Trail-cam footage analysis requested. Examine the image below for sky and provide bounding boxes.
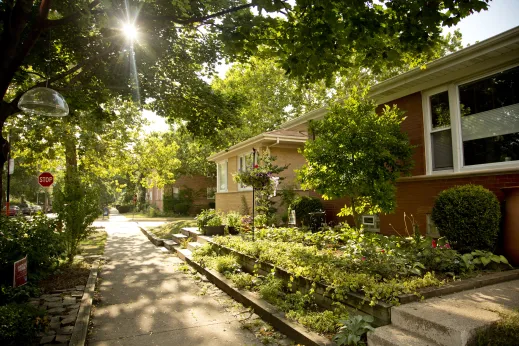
[143,0,519,133]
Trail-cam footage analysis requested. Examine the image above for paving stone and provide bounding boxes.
[50,316,60,324]
[61,316,76,326]
[55,334,71,343]
[75,285,85,290]
[47,301,64,308]
[28,300,40,306]
[51,289,68,293]
[66,308,79,316]
[71,291,83,297]
[70,303,80,309]
[50,322,61,330]
[44,296,62,302]
[39,335,55,344]
[59,326,74,335]
[48,307,65,314]
[63,297,76,305]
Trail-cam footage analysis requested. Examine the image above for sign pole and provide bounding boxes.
[5,131,11,216]
[252,148,256,242]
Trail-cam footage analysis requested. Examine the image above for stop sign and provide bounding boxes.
[38,172,54,187]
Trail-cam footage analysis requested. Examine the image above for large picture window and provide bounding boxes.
[459,66,519,166]
[425,65,519,174]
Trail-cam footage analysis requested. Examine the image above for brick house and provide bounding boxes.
[209,26,519,236]
[147,174,216,214]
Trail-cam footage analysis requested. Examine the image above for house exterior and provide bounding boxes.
[147,174,216,215]
[209,26,519,236]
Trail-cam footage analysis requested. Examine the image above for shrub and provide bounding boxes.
[173,202,191,215]
[0,215,64,284]
[116,204,133,213]
[0,304,46,346]
[432,185,501,252]
[212,255,240,274]
[254,214,268,228]
[290,196,323,226]
[226,211,242,231]
[196,209,218,229]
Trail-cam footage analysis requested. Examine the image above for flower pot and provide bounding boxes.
[228,226,239,235]
[502,186,519,266]
[202,226,226,236]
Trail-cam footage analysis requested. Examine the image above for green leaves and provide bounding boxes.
[334,315,375,346]
[298,91,414,225]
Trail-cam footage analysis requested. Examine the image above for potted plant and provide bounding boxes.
[196,209,225,236]
[225,211,242,235]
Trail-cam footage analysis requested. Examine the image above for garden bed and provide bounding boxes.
[191,226,515,326]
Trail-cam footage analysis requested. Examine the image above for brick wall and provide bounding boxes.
[379,92,425,176]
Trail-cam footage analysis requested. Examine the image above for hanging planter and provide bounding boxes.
[234,166,273,190]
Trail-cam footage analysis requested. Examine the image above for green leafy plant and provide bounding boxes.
[334,315,375,346]
[0,304,46,346]
[229,272,255,290]
[432,185,501,252]
[196,209,222,229]
[53,178,100,263]
[212,254,240,274]
[476,309,519,346]
[298,91,413,228]
[461,250,511,271]
[0,214,64,284]
[254,214,268,228]
[226,211,242,229]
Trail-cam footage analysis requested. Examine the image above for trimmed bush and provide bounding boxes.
[290,196,323,227]
[432,185,500,252]
[116,204,133,214]
[0,304,45,346]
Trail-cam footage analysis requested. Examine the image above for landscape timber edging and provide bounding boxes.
[207,239,392,326]
[69,259,100,346]
[139,226,165,246]
[179,248,336,346]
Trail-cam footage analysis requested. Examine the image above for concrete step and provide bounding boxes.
[197,235,212,245]
[175,247,192,262]
[368,325,440,346]
[391,301,501,346]
[171,233,188,243]
[187,242,201,252]
[181,227,201,239]
[163,239,178,251]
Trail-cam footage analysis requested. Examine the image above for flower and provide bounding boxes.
[444,243,451,249]
[432,239,437,248]
[380,249,385,253]
[254,164,259,168]
[361,256,366,261]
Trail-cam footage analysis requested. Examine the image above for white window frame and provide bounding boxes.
[217,160,228,192]
[422,64,519,175]
[237,153,256,191]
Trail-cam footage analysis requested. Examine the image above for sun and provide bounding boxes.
[122,23,138,40]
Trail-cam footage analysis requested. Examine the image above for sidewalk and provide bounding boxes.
[88,219,261,345]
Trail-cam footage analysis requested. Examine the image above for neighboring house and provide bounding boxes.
[147,174,216,214]
[209,26,519,236]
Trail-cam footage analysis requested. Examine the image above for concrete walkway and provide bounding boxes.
[88,217,261,346]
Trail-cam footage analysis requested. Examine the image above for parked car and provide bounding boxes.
[20,203,33,215]
[2,205,21,216]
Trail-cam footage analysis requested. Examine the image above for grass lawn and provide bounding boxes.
[148,218,197,239]
[78,228,108,258]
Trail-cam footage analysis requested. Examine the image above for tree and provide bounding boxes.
[0,0,488,195]
[298,90,414,227]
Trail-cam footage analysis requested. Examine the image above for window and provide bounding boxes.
[237,153,256,190]
[217,161,228,192]
[429,91,453,171]
[361,214,380,233]
[424,65,519,174]
[173,187,179,198]
[459,66,519,166]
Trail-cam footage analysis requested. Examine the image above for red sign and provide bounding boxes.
[13,256,28,288]
[38,172,54,187]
